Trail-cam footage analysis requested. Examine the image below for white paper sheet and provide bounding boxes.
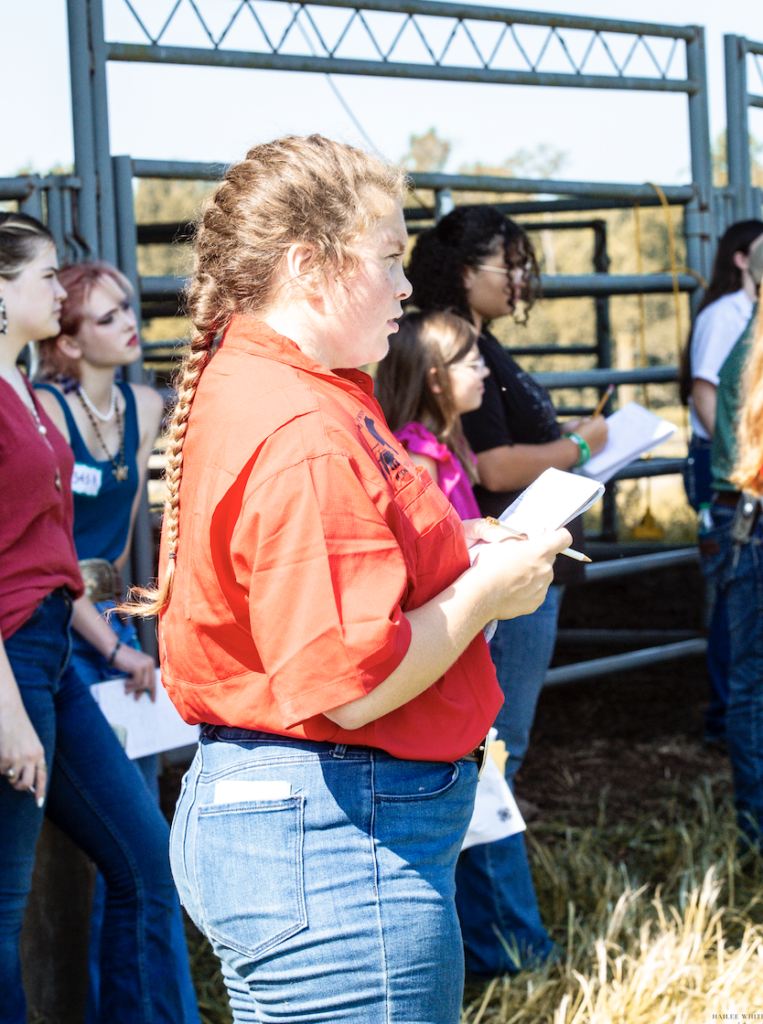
[577,402,676,484]
[499,467,605,534]
[462,731,526,850]
[90,669,200,760]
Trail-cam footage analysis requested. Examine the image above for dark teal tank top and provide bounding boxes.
[35,381,140,563]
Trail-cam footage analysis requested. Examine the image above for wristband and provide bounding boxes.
[567,432,591,467]
[107,640,123,666]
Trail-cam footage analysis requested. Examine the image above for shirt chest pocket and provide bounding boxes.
[392,463,469,606]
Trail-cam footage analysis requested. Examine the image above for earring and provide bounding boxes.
[0,296,7,334]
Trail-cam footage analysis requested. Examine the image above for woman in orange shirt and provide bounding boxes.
[133,136,570,1023]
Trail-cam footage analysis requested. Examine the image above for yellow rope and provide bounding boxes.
[633,201,649,408]
[647,182,684,366]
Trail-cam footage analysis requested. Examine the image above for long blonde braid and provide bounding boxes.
[128,135,407,617]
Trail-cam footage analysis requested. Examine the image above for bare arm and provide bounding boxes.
[324,527,570,729]
[406,450,440,483]
[114,384,164,572]
[0,634,47,804]
[691,378,717,437]
[70,595,157,698]
[476,415,608,493]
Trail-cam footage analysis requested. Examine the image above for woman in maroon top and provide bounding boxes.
[0,213,191,1024]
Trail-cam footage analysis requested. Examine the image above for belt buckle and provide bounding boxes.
[474,738,489,779]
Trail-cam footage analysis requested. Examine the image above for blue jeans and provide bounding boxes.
[70,602,200,1024]
[683,434,714,512]
[456,586,561,976]
[684,436,730,739]
[170,727,479,1023]
[0,590,185,1024]
[700,503,763,845]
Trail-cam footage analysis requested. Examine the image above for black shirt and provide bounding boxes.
[461,330,585,585]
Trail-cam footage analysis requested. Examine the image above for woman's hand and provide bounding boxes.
[462,517,526,549]
[573,415,608,457]
[114,645,157,701]
[324,526,570,730]
[470,527,571,621]
[0,695,47,806]
[70,594,156,699]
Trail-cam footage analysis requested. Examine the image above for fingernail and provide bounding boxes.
[37,796,45,808]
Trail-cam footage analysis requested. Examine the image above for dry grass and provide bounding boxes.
[461,781,763,1024]
[187,779,763,1023]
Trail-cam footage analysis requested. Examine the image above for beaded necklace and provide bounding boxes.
[78,381,117,422]
[76,387,128,481]
[27,396,62,491]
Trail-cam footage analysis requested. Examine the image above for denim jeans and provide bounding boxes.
[170,727,479,1023]
[69,601,200,1024]
[700,503,763,845]
[684,437,731,741]
[0,590,185,1024]
[456,586,561,976]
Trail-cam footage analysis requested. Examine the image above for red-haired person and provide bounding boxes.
[35,261,199,1024]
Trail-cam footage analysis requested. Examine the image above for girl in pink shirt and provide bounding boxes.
[376,310,489,520]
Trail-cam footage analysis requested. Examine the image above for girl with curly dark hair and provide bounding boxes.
[407,204,607,978]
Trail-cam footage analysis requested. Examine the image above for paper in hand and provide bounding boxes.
[577,402,676,483]
[90,669,200,759]
[498,467,605,536]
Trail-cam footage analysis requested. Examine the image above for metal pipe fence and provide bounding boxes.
[49,0,752,686]
[724,34,763,223]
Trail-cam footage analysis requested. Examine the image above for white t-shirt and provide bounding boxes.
[689,289,754,439]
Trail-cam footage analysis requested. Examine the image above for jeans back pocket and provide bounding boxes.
[195,796,307,959]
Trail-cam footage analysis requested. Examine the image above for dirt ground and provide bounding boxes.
[517,558,732,831]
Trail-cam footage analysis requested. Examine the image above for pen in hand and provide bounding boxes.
[485,517,591,563]
[591,384,615,420]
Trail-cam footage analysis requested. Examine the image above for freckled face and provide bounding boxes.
[319,203,412,369]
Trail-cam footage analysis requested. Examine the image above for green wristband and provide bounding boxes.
[567,432,591,467]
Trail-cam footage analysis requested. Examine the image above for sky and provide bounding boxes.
[3,0,762,186]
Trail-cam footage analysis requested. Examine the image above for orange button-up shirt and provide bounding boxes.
[159,318,502,761]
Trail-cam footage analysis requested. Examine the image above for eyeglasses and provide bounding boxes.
[450,355,486,373]
[475,261,532,277]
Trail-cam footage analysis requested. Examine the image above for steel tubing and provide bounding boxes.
[584,548,699,582]
[544,638,707,687]
[107,44,696,94]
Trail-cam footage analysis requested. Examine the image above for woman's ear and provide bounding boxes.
[733,250,750,273]
[56,334,83,362]
[283,242,317,284]
[462,265,476,293]
[428,365,443,395]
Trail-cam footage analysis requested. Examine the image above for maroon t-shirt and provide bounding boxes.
[0,377,83,639]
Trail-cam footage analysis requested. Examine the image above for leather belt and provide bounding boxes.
[713,491,740,508]
[463,738,489,777]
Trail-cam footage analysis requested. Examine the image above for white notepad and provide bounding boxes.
[577,402,676,484]
[499,467,605,535]
[90,669,200,760]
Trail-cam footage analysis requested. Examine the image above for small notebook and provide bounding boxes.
[498,467,605,535]
[577,402,676,484]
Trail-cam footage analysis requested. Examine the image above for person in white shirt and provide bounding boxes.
[679,219,763,746]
